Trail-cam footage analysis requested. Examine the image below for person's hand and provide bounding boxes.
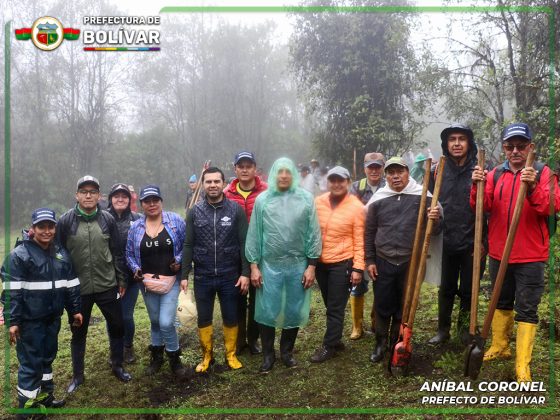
[119,286,126,298]
[236,276,250,295]
[251,265,262,288]
[302,265,316,289]
[9,325,19,345]
[521,166,538,191]
[427,206,441,220]
[72,313,83,328]
[471,165,487,183]
[180,279,188,293]
[169,259,181,273]
[367,264,378,281]
[350,271,362,286]
[133,269,143,282]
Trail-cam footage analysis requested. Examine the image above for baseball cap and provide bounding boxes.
[139,185,163,201]
[364,152,385,167]
[32,208,57,225]
[77,175,100,190]
[109,183,131,199]
[189,174,197,183]
[327,166,351,180]
[234,151,256,165]
[384,156,409,171]
[502,123,532,142]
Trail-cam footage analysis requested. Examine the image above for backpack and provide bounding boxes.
[357,178,368,200]
[493,162,558,235]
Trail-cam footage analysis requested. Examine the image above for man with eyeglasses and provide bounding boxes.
[57,175,132,393]
[471,123,560,382]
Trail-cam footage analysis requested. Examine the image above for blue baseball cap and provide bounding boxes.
[32,208,57,225]
[234,151,256,165]
[502,123,532,142]
[189,174,197,183]
[139,185,163,201]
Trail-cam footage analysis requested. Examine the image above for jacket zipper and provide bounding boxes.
[506,172,519,234]
[214,207,218,275]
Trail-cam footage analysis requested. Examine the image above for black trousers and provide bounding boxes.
[373,257,408,319]
[316,260,352,348]
[488,258,545,324]
[237,284,259,342]
[70,286,124,346]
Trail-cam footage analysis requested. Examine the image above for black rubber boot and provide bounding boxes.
[390,318,402,347]
[110,337,132,382]
[67,341,85,393]
[370,315,389,363]
[166,349,187,377]
[124,345,136,364]
[247,290,261,355]
[146,345,165,375]
[236,306,248,355]
[259,324,276,373]
[428,291,453,345]
[43,393,66,408]
[280,328,299,368]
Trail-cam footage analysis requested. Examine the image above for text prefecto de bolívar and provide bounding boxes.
[420,381,546,392]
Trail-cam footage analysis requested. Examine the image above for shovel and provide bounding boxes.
[390,156,446,375]
[463,149,485,377]
[189,160,211,209]
[464,151,536,380]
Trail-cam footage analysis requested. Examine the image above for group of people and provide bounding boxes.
[2,122,559,415]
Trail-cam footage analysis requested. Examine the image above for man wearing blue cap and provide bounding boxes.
[57,175,131,392]
[471,122,560,382]
[185,174,199,211]
[1,208,82,413]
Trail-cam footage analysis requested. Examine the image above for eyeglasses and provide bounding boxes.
[503,143,530,152]
[78,189,100,196]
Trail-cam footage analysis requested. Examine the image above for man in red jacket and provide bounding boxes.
[224,151,268,354]
[471,122,560,382]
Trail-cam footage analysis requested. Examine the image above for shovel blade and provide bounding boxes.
[463,335,485,380]
[389,326,413,375]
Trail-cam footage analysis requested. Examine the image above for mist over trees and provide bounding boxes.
[1,0,558,227]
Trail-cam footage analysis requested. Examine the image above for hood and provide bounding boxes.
[440,124,478,163]
[267,157,301,194]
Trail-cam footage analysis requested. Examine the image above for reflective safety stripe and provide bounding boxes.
[42,373,53,381]
[2,278,79,291]
[17,386,40,399]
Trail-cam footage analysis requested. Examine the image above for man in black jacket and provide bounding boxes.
[427,124,486,345]
[57,175,131,393]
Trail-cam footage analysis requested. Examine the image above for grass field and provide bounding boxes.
[0,231,558,419]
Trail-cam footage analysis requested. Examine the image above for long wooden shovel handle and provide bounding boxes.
[480,151,536,338]
[402,158,432,324]
[470,149,485,335]
[408,156,446,328]
[189,160,211,209]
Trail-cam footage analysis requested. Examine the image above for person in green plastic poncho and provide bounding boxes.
[246,157,322,374]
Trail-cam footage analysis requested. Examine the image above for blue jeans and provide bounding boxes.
[121,281,140,347]
[141,279,180,351]
[193,274,239,328]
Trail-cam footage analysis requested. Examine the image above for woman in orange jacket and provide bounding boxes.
[310,166,365,363]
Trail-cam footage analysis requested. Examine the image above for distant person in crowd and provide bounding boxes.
[311,166,364,363]
[349,152,385,338]
[224,151,268,356]
[185,174,198,211]
[365,157,442,364]
[126,185,187,377]
[1,208,82,412]
[318,167,329,194]
[257,167,267,182]
[246,157,322,373]
[182,167,250,372]
[428,124,485,346]
[98,193,109,210]
[403,150,415,168]
[300,165,317,195]
[410,153,429,183]
[57,175,131,393]
[310,159,321,185]
[128,185,138,212]
[107,183,141,363]
[471,122,560,382]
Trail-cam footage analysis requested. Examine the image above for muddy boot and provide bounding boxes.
[124,345,136,364]
[145,345,165,375]
[484,309,514,361]
[349,296,364,340]
[67,341,85,393]
[428,291,453,345]
[390,318,402,347]
[223,325,243,370]
[370,315,389,363]
[259,324,276,373]
[280,327,299,368]
[110,337,132,382]
[166,349,187,377]
[195,325,214,373]
[42,393,66,408]
[515,322,537,382]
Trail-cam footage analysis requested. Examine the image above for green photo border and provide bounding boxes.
[3,4,557,416]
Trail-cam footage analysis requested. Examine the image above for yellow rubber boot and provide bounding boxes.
[484,309,514,361]
[223,325,243,370]
[195,325,214,373]
[350,296,364,340]
[515,322,537,383]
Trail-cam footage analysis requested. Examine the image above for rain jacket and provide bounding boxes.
[1,233,80,326]
[315,192,365,270]
[224,176,268,220]
[246,157,322,328]
[470,160,560,263]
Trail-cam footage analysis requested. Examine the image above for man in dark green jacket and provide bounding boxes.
[57,175,132,393]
